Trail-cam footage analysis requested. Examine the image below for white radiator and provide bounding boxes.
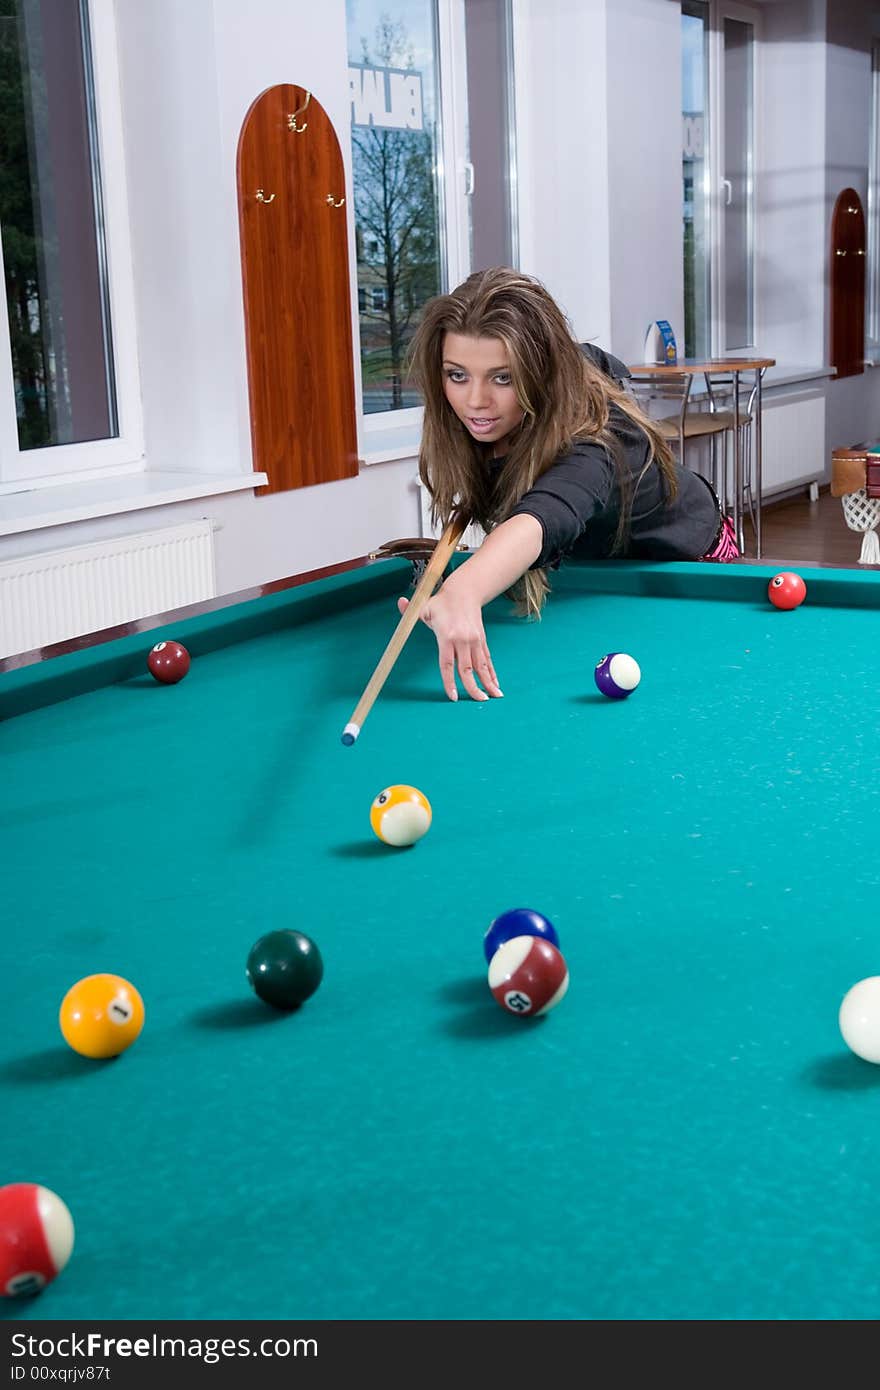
[0,520,216,659]
[757,388,826,498]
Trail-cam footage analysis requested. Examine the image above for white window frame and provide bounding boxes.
[360,0,477,439]
[706,0,760,356]
[0,0,143,494]
[867,40,880,357]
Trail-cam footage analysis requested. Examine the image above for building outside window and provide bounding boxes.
[0,0,116,454]
[347,0,443,414]
[0,0,139,490]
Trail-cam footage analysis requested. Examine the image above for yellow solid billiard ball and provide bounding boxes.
[369,784,432,847]
[59,974,145,1059]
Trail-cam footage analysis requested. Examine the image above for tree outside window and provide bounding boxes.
[347,4,442,413]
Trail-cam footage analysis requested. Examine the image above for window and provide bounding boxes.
[346,0,517,421]
[0,0,141,491]
[682,2,711,357]
[867,40,880,356]
[720,13,755,350]
[681,1,757,358]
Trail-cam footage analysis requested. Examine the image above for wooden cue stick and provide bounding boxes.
[341,513,469,745]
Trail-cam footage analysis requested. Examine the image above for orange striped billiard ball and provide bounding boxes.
[370,784,432,847]
[59,974,145,1059]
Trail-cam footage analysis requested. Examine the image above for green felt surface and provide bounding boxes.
[4,558,880,1320]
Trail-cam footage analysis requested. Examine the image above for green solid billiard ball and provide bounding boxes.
[246,930,324,1011]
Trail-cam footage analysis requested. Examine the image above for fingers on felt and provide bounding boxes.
[439,651,459,702]
[476,652,503,697]
[439,638,502,703]
[456,643,501,703]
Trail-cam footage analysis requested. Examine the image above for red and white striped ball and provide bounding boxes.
[488,936,569,1017]
[0,1183,74,1297]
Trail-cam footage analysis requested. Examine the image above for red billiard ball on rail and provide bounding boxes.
[147,640,191,683]
[767,572,807,610]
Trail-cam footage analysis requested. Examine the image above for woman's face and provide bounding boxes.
[441,333,525,457]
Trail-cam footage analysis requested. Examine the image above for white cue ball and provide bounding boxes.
[839,976,880,1063]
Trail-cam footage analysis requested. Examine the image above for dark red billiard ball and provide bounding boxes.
[767,572,807,610]
[147,640,191,684]
[487,936,570,1018]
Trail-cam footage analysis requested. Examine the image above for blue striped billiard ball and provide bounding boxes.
[594,652,641,699]
[483,907,560,965]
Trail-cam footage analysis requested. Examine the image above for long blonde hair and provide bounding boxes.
[407,267,677,616]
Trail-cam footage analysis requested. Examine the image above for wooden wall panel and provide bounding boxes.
[830,187,866,381]
[237,86,359,494]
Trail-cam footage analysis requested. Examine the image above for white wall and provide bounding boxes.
[9,0,880,641]
[823,0,880,452]
[114,0,240,477]
[513,0,610,341]
[111,0,419,594]
[606,0,683,363]
[0,457,419,595]
[758,0,828,371]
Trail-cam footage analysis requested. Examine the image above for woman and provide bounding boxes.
[401,267,737,702]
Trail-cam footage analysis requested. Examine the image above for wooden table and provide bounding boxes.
[627,356,775,558]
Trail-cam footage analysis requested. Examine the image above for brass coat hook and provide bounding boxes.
[288,92,311,133]
[326,194,345,208]
[255,189,275,204]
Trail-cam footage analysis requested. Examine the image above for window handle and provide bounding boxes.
[721,178,732,206]
[462,160,475,196]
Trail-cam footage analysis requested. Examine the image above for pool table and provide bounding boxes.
[4,552,880,1323]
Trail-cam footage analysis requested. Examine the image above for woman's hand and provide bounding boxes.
[398,513,543,702]
[397,588,503,702]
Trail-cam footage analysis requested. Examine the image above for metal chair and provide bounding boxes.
[701,369,767,535]
[625,372,734,501]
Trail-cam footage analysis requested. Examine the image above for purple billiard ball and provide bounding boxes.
[483,907,560,965]
[594,652,641,700]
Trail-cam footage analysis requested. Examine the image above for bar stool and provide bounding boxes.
[701,369,767,536]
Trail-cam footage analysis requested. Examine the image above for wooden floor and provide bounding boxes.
[742,486,880,569]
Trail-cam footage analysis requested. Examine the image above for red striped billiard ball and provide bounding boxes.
[0,1183,74,1297]
[767,572,806,610]
[147,640,191,683]
[488,936,570,1017]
